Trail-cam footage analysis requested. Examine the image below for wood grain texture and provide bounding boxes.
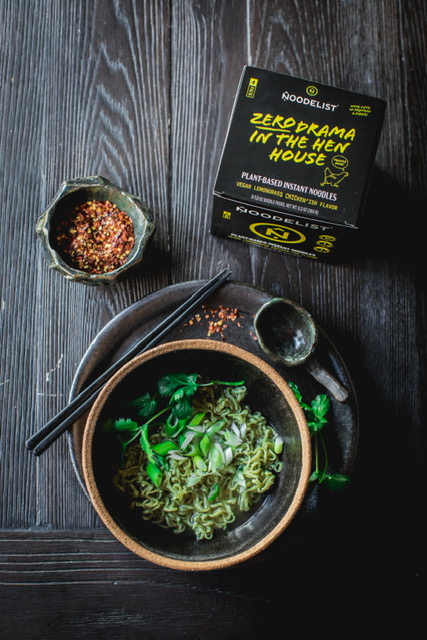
[0,0,426,635]
[169,0,249,282]
[0,529,423,637]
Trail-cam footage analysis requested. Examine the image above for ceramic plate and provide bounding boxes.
[67,279,359,522]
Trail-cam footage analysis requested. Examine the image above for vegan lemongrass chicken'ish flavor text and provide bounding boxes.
[104,372,284,540]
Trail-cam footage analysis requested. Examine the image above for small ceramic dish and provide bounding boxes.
[36,175,155,285]
[82,339,311,571]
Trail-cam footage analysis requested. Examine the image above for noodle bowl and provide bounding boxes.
[82,339,311,570]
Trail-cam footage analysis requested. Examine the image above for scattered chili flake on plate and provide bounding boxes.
[184,305,245,341]
[54,200,135,274]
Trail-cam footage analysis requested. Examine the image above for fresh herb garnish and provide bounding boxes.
[158,373,245,420]
[104,372,245,487]
[128,392,157,418]
[289,381,350,490]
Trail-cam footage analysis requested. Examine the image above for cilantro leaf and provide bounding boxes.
[113,418,140,431]
[288,381,303,403]
[290,382,350,491]
[103,418,115,432]
[170,397,193,420]
[157,373,199,398]
[324,473,351,491]
[288,381,312,412]
[310,394,330,430]
[129,392,158,418]
[309,469,322,483]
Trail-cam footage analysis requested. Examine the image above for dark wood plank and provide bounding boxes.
[0,530,423,637]
[169,0,249,282]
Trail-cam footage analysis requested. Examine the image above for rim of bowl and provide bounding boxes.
[82,338,312,571]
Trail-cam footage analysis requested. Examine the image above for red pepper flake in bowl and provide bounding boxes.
[54,200,135,274]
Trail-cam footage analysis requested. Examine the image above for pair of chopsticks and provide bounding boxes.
[26,268,232,456]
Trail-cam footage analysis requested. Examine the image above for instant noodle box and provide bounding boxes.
[211,66,386,261]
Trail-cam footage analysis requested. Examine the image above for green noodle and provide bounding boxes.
[113,383,283,540]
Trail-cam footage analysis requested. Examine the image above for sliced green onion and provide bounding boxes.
[187,425,205,433]
[223,430,242,447]
[231,422,241,437]
[146,462,163,487]
[165,416,189,437]
[193,455,207,471]
[151,441,177,455]
[224,446,233,465]
[199,433,211,457]
[187,443,201,457]
[208,483,219,502]
[188,412,206,426]
[208,420,225,435]
[232,468,246,489]
[179,430,195,451]
[209,443,225,471]
[187,473,204,487]
[168,451,187,461]
[274,435,284,454]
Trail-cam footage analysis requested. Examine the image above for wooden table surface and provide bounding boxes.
[1,0,425,637]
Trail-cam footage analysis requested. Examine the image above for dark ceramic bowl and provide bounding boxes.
[82,339,311,570]
[36,176,155,285]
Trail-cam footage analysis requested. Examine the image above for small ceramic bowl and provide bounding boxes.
[82,339,311,571]
[36,176,155,285]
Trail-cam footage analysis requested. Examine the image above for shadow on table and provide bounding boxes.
[346,166,423,268]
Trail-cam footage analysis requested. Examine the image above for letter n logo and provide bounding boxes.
[249,223,306,244]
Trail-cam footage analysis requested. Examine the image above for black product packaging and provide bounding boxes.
[211,66,386,261]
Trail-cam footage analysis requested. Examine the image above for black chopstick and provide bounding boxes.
[26,268,232,456]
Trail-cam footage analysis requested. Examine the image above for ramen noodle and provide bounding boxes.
[113,384,283,540]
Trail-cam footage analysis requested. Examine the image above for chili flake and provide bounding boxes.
[54,200,135,274]
[184,305,245,341]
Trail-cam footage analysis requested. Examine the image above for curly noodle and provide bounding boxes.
[113,385,283,540]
